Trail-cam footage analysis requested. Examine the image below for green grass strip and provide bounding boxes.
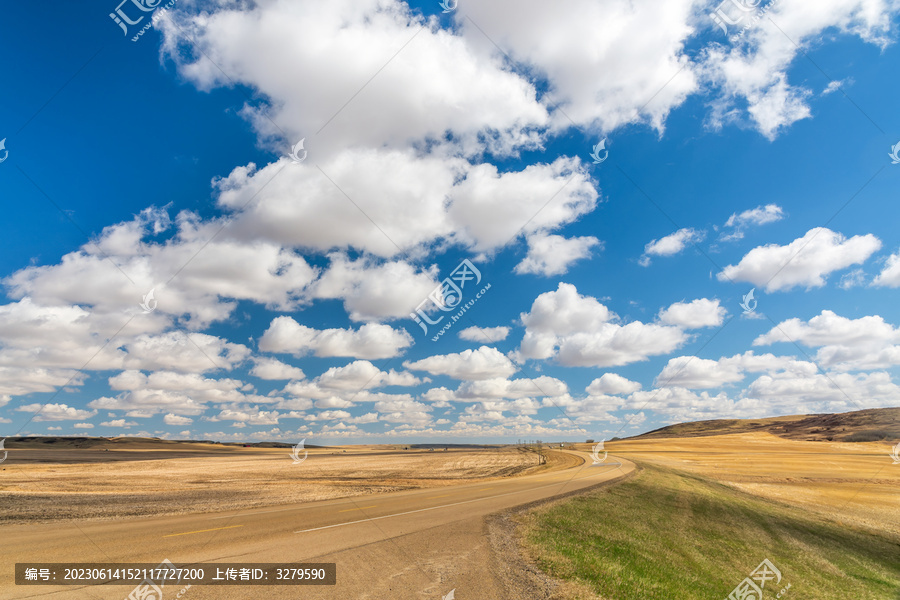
[521,464,900,599]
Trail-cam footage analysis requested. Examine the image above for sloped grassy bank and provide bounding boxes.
[518,463,900,599]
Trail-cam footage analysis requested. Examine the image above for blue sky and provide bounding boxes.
[1,0,898,443]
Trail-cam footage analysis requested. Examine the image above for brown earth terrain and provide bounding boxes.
[630,406,900,442]
[0,440,569,524]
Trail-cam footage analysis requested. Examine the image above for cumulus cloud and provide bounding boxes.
[4,208,318,330]
[658,298,726,328]
[89,389,214,417]
[746,370,900,411]
[874,249,900,287]
[585,373,642,395]
[754,310,900,371]
[404,346,517,381]
[160,0,549,159]
[249,357,306,381]
[310,254,441,321]
[700,0,898,138]
[100,419,138,428]
[514,233,601,276]
[210,409,282,426]
[458,326,510,344]
[718,228,881,291]
[720,204,784,241]
[315,361,424,391]
[163,414,193,426]
[654,351,811,389]
[639,228,705,266]
[516,283,689,367]
[461,0,699,132]
[455,376,568,401]
[16,403,98,422]
[259,317,413,359]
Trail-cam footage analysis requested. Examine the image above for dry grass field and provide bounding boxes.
[0,439,571,523]
[596,431,900,535]
[526,419,900,599]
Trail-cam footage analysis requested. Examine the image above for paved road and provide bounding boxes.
[1,451,633,599]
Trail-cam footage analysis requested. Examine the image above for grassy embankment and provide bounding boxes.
[520,463,900,599]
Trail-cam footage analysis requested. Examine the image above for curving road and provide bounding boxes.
[1,450,633,600]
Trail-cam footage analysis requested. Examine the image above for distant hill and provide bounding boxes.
[631,407,900,442]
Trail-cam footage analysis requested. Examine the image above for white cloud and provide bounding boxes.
[259,316,413,359]
[658,298,726,328]
[460,0,699,132]
[754,310,900,371]
[100,419,138,428]
[639,228,704,266]
[310,254,441,321]
[73,423,94,429]
[109,371,246,395]
[700,0,898,138]
[721,204,784,241]
[249,357,306,381]
[718,228,881,291]
[746,370,900,411]
[163,413,193,426]
[15,403,97,421]
[874,249,900,287]
[839,268,867,289]
[0,366,84,397]
[516,283,689,367]
[160,0,548,160]
[212,409,282,426]
[404,346,517,381]
[455,376,568,401]
[514,233,601,276]
[212,155,600,260]
[89,389,211,417]
[822,78,853,95]
[315,360,424,391]
[585,373,642,395]
[458,326,510,344]
[656,356,745,389]
[373,398,433,426]
[4,208,318,330]
[655,351,810,389]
